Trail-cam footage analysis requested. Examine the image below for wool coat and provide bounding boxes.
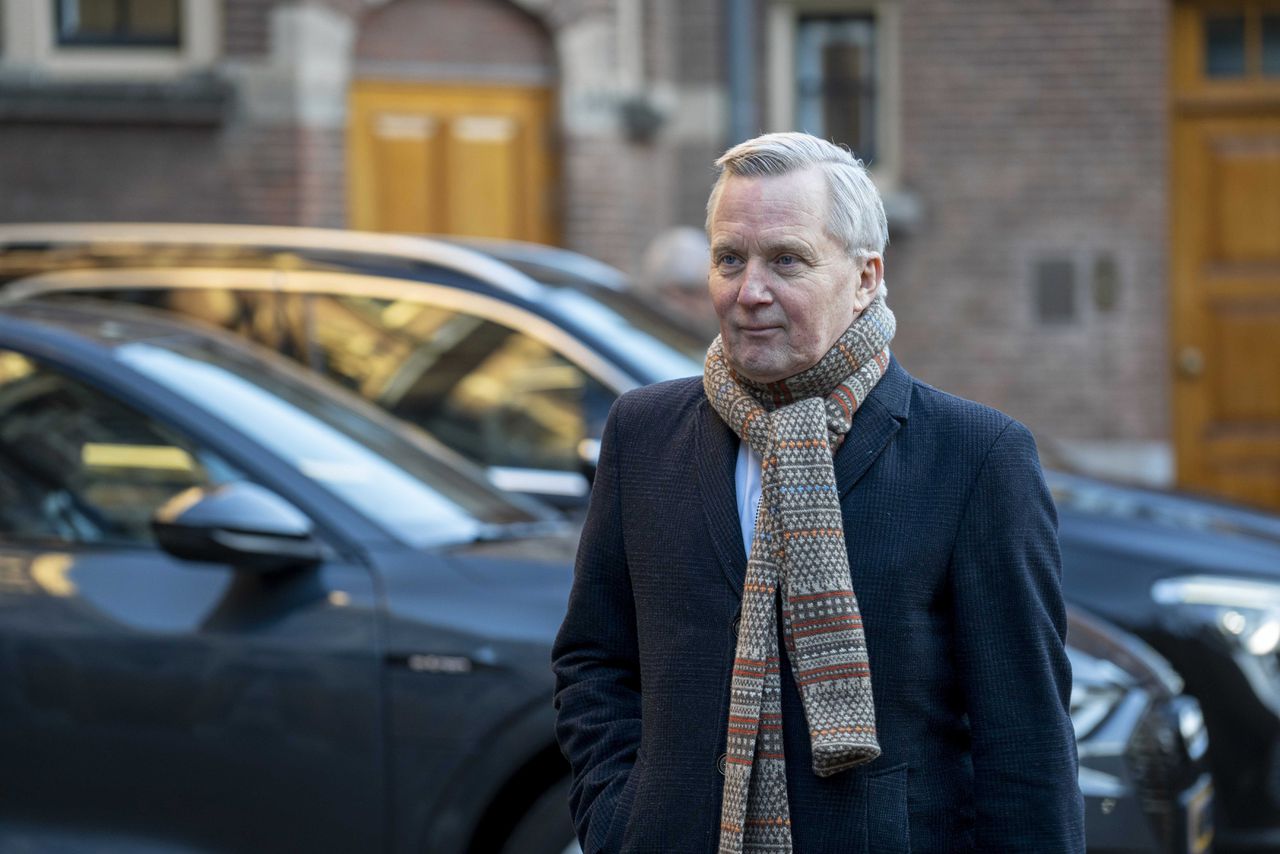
[552,357,1085,853]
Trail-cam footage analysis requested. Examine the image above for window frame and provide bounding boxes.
[766,0,902,189]
[1173,0,1280,102]
[54,0,183,48]
[793,12,879,163]
[1,0,218,79]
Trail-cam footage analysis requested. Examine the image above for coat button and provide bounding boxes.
[731,615,740,637]
[718,753,728,775]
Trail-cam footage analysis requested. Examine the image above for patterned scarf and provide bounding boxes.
[703,294,896,853]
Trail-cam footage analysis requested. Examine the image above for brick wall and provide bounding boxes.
[297,126,347,228]
[222,124,305,225]
[0,120,339,227]
[223,0,273,58]
[0,122,247,222]
[889,0,1169,443]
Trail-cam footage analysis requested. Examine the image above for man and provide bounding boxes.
[553,132,1084,853]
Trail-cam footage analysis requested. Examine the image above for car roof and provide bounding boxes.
[0,226,702,387]
[0,222,548,302]
[437,235,632,291]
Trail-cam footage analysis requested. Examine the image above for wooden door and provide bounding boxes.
[347,82,557,243]
[1172,0,1280,508]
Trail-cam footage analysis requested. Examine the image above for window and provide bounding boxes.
[1206,13,1248,77]
[0,349,242,546]
[767,1,902,187]
[1033,258,1077,325]
[297,294,613,474]
[1262,12,1280,76]
[1,1,219,79]
[56,0,180,47]
[795,15,877,161]
[1201,4,1280,80]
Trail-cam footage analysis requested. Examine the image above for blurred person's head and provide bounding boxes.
[637,226,719,339]
[705,132,888,383]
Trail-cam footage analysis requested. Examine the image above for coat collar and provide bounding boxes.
[696,355,913,597]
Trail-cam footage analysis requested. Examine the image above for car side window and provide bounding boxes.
[0,349,245,546]
[300,294,611,472]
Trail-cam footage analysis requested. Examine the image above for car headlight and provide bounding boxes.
[1067,647,1130,741]
[1152,575,1280,717]
[1071,682,1126,741]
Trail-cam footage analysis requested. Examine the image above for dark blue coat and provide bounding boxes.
[553,358,1084,853]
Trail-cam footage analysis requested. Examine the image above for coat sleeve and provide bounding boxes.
[552,397,642,853]
[948,419,1085,852]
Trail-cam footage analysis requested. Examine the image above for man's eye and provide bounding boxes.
[777,254,798,266]
[717,254,742,267]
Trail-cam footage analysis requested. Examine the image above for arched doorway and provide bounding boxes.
[347,0,558,243]
[1171,0,1280,509]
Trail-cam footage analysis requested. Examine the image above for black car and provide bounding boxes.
[0,299,1208,853]
[1054,473,1280,851]
[0,299,576,853]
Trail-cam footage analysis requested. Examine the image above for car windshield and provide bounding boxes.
[540,287,703,382]
[114,338,547,548]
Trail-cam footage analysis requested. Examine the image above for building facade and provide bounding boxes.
[1,0,1277,504]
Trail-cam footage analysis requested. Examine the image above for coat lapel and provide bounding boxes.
[694,398,750,594]
[834,356,912,499]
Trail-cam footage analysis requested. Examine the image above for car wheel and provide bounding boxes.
[501,778,579,854]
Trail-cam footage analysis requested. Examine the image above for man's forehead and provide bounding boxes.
[710,231,819,253]
[711,169,830,223]
[710,188,836,255]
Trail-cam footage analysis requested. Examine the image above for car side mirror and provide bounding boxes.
[152,482,323,573]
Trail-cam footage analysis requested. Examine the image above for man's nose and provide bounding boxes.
[737,258,773,306]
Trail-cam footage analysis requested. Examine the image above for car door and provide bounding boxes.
[0,348,384,853]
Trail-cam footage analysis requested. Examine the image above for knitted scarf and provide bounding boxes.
[703,294,896,854]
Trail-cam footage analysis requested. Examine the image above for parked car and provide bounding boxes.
[0,299,574,853]
[0,223,701,508]
[0,223,1261,849]
[0,299,1210,853]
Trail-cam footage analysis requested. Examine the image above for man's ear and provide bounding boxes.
[852,254,884,311]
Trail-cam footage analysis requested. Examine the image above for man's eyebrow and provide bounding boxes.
[711,238,815,256]
[765,239,813,255]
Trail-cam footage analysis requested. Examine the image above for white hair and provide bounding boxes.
[705,132,890,262]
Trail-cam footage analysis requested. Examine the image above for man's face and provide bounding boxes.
[707,167,880,384]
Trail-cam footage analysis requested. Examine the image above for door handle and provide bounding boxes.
[1177,346,1205,379]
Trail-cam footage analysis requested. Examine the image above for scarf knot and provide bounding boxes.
[704,294,895,854]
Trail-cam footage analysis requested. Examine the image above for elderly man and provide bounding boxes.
[553,132,1084,853]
